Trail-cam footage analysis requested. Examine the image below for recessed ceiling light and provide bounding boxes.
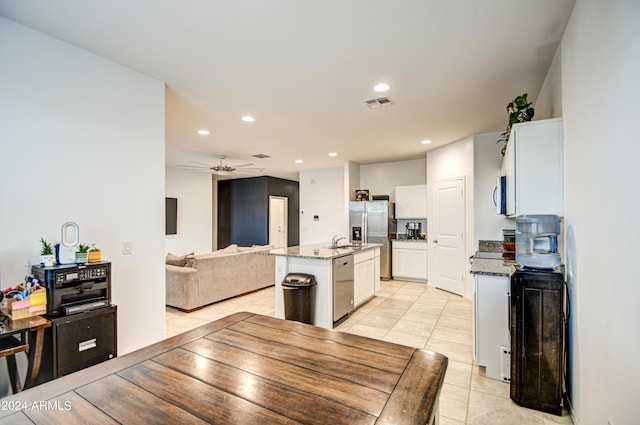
[328,152,338,157]
[197,129,210,135]
[295,159,303,164]
[374,83,390,92]
[241,115,255,122]
[421,139,432,145]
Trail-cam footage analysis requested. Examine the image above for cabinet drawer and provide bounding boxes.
[354,250,374,263]
[392,241,427,250]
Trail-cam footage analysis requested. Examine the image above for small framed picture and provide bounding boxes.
[355,189,370,201]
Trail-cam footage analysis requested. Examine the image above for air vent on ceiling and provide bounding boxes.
[252,154,271,159]
[364,97,394,109]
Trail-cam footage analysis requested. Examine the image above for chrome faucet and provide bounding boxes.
[331,235,346,248]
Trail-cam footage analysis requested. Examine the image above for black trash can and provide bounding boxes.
[282,273,317,324]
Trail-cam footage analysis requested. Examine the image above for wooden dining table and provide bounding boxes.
[0,312,447,425]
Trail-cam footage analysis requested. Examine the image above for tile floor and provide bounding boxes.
[165,280,573,425]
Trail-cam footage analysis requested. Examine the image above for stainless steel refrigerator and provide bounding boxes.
[349,200,394,280]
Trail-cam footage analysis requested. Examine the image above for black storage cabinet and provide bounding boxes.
[36,305,117,385]
[282,273,316,324]
[510,269,565,415]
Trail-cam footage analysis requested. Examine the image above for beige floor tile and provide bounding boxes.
[401,309,441,326]
[471,365,510,398]
[390,318,433,338]
[444,360,473,389]
[344,324,389,340]
[383,330,428,348]
[446,297,472,310]
[431,325,473,346]
[437,315,473,332]
[425,338,473,364]
[439,383,469,423]
[356,313,398,330]
[439,416,465,425]
[407,302,446,316]
[442,306,473,319]
[414,294,449,307]
[370,305,411,320]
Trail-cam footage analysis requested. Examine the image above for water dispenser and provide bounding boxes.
[515,215,561,269]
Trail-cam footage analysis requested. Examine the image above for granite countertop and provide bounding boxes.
[470,256,518,276]
[470,240,565,276]
[392,238,428,243]
[470,240,517,276]
[267,242,381,260]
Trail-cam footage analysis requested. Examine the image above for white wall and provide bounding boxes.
[165,167,212,255]
[426,137,475,298]
[473,132,513,242]
[556,1,640,423]
[0,18,166,357]
[360,159,427,200]
[535,46,563,120]
[299,167,346,244]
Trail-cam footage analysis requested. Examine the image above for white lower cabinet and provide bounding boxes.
[473,274,510,381]
[392,241,428,281]
[354,250,376,307]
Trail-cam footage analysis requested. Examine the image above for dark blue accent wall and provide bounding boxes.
[217,176,299,248]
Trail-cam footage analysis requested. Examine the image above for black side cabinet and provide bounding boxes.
[510,269,565,415]
[36,305,117,385]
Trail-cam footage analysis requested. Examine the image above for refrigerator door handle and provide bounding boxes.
[363,212,368,244]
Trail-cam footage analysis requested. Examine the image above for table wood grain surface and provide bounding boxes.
[0,312,447,425]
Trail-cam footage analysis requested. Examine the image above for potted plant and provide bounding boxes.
[39,237,56,267]
[497,93,535,155]
[75,243,90,264]
[88,243,101,263]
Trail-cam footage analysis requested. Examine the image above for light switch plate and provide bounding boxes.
[122,240,132,255]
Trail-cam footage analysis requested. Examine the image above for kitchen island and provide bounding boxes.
[268,243,381,329]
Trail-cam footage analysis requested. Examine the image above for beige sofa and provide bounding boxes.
[166,245,275,312]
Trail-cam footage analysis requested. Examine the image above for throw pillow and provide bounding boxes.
[166,252,194,267]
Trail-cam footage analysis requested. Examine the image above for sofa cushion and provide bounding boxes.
[166,252,194,267]
[237,244,274,252]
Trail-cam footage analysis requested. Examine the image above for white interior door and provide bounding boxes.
[431,177,466,296]
[269,196,288,248]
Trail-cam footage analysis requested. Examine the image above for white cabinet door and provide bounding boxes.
[474,274,510,381]
[413,185,428,218]
[354,251,376,307]
[504,118,563,216]
[394,186,413,218]
[394,185,427,218]
[392,241,428,281]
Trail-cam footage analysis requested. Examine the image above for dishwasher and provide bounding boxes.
[333,255,354,322]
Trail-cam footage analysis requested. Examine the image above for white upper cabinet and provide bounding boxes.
[395,184,428,218]
[504,118,563,217]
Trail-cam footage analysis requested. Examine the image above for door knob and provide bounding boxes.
[433,239,438,244]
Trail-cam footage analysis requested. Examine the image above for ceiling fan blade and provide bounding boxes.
[231,163,255,168]
[190,160,215,167]
[176,164,210,169]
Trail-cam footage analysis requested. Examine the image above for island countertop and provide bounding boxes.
[267,242,381,260]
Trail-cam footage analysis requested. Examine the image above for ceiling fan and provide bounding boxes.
[177,156,264,176]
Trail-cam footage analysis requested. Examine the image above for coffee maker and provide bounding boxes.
[406,222,422,239]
